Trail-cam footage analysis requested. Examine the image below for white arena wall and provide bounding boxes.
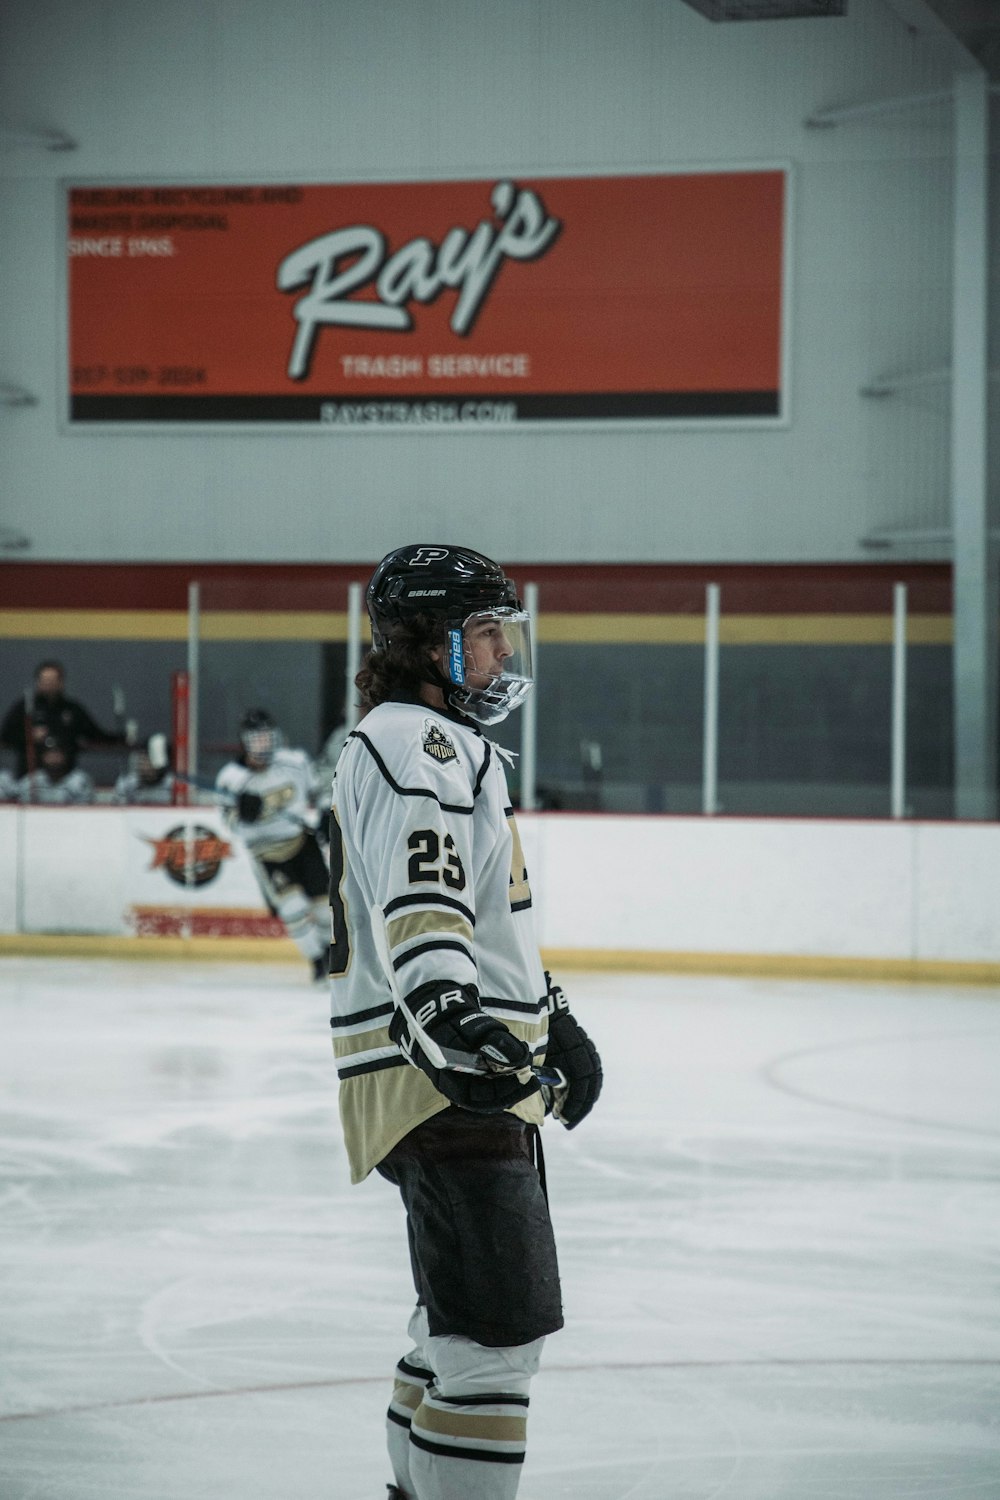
[2,806,998,980]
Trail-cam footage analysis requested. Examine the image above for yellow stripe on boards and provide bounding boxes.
[0,934,300,961]
[2,934,998,987]
[536,613,954,646]
[539,948,1000,986]
[0,609,952,646]
[0,610,360,642]
[199,611,357,641]
[0,609,189,640]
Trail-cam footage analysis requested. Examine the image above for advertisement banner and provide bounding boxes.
[121,808,280,936]
[67,170,787,428]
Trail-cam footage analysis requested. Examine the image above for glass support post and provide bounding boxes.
[891,582,908,819]
[186,581,200,780]
[520,582,539,811]
[951,67,996,819]
[702,583,720,816]
[345,582,364,734]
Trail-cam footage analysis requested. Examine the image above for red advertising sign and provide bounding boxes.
[67,170,787,426]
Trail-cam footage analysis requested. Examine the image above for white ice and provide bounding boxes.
[1,956,999,1499]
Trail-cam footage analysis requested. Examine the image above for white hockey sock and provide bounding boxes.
[274,889,326,961]
[408,1386,529,1500]
[387,1343,432,1498]
[401,1312,544,1500]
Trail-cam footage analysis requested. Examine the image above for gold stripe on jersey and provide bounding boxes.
[387,909,475,950]
[340,1066,450,1182]
[507,815,531,910]
[331,1012,545,1060]
[339,1057,545,1184]
[254,832,305,862]
[331,1024,394,1059]
[501,1016,547,1050]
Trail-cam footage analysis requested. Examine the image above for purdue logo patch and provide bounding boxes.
[423,720,457,763]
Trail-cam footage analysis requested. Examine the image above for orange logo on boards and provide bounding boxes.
[141,824,234,887]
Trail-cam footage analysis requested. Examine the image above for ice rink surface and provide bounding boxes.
[1,955,998,1500]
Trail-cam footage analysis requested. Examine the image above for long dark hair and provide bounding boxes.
[355,615,441,709]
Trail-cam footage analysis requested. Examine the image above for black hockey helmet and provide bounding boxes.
[365,544,533,726]
[39,733,73,776]
[240,708,281,766]
[366,544,521,649]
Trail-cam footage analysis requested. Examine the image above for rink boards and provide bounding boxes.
[1,806,999,979]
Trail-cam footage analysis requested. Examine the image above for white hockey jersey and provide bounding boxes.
[17,767,95,805]
[330,697,547,1183]
[111,770,176,805]
[215,747,319,860]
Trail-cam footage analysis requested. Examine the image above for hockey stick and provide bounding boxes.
[369,910,563,1087]
[111,683,137,778]
[23,688,37,774]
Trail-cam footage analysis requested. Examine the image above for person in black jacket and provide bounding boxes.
[0,660,129,778]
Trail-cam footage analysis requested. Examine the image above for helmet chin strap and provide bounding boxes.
[422,656,455,697]
[422,659,477,720]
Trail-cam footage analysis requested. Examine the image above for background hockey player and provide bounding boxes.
[328,544,602,1500]
[112,732,175,805]
[17,734,95,804]
[216,709,330,981]
[313,716,349,805]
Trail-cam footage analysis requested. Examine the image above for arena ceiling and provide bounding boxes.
[678,0,1000,79]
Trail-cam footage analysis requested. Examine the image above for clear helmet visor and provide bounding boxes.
[446,607,534,726]
[241,727,280,765]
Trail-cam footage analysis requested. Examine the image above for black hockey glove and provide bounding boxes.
[542,972,603,1129]
[389,980,541,1115]
[237,790,263,822]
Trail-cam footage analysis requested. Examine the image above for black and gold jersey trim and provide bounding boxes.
[392,938,473,971]
[471,740,492,799]
[434,1392,530,1408]
[384,891,476,925]
[352,732,480,814]
[408,1432,524,1465]
[337,1055,408,1079]
[480,995,545,1016]
[329,1000,394,1030]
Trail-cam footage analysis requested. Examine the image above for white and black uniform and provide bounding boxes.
[330,699,549,1179]
[216,747,328,966]
[330,695,560,1500]
[17,767,95,804]
[111,769,176,805]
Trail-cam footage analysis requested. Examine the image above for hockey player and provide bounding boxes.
[313,717,349,806]
[329,544,602,1500]
[111,732,175,805]
[216,709,330,981]
[17,735,95,804]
